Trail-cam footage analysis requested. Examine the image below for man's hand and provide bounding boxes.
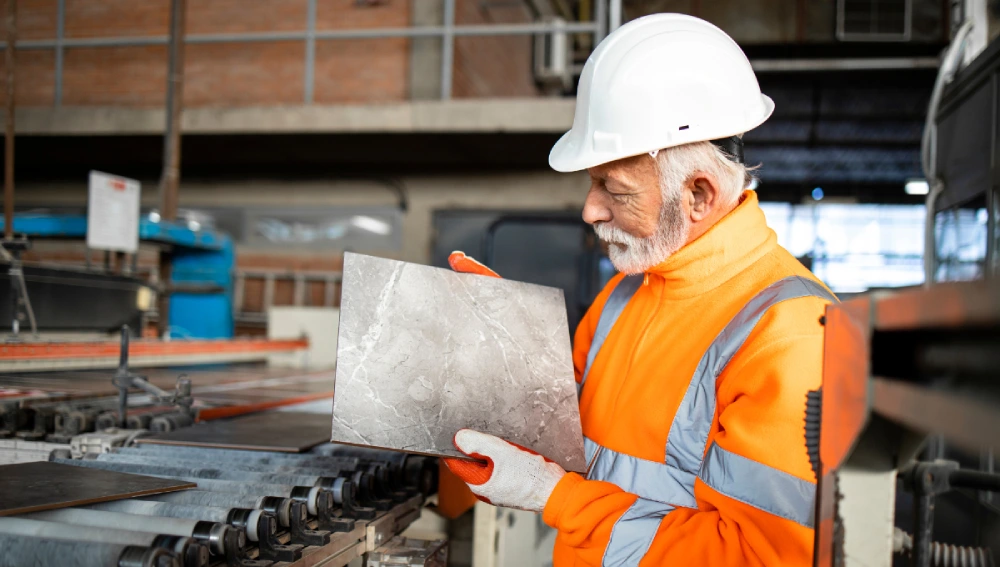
[445,254,566,512]
[444,429,566,513]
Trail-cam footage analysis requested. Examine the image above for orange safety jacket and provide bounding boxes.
[543,191,836,566]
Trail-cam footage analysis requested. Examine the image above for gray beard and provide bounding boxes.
[593,187,689,275]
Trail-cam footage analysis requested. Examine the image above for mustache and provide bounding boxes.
[593,222,639,247]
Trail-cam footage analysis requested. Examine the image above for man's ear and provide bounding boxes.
[689,173,722,222]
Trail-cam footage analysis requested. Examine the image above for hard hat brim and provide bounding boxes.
[548,94,775,173]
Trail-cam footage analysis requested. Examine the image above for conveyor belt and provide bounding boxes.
[4,439,434,567]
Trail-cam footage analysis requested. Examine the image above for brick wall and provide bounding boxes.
[0,0,413,107]
[0,0,548,107]
[453,1,540,98]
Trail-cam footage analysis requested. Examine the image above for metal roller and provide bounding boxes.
[117,446,408,500]
[168,475,371,524]
[58,456,345,488]
[0,517,209,567]
[149,413,195,432]
[145,491,332,545]
[84,499,302,563]
[145,491,293,527]
[57,457,391,511]
[99,452,407,501]
[22,508,266,567]
[24,508,234,556]
[99,451,356,478]
[311,443,408,464]
[96,410,121,430]
[126,444,361,469]
[0,533,178,567]
[309,444,437,496]
[126,444,412,493]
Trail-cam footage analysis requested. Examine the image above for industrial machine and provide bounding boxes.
[811,5,1000,565]
[0,212,236,339]
[0,439,437,567]
[811,280,999,567]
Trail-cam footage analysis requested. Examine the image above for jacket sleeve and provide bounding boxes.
[545,296,826,567]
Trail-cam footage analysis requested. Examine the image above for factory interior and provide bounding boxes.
[0,0,999,566]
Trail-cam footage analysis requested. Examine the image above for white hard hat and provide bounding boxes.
[548,13,773,172]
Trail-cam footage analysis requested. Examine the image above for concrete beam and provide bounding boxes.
[5,98,576,136]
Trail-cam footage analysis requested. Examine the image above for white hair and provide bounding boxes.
[653,139,752,207]
[592,139,753,275]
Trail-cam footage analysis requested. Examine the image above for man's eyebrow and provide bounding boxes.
[604,172,636,191]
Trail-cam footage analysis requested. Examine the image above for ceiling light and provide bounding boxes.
[905,179,929,195]
[351,215,392,236]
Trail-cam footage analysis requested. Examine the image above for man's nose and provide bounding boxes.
[582,185,612,225]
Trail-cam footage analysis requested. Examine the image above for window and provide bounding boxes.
[934,205,989,282]
[760,202,926,293]
[837,0,912,41]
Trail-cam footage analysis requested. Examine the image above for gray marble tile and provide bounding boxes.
[331,252,586,472]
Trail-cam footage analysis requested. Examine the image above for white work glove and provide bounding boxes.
[444,429,566,513]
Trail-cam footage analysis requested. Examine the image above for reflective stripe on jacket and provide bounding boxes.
[543,191,836,567]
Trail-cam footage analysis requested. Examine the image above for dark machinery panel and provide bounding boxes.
[0,264,150,332]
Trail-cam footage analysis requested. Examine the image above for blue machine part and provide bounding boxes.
[0,214,225,250]
[1,213,234,339]
[168,238,235,339]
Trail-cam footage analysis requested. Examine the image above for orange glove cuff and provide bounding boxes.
[444,454,494,486]
[448,251,501,278]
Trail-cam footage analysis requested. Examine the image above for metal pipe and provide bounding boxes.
[117,325,130,429]
[608,0,622,32]
[0,22,601,50]
[53,0,62,106]
[3,0,14,241]
[24,508,235,556]
[303,0,315,104]
[594,0,607,44]
[440,0,455,100]
[0,518,208,567]
[0,533,174,567]
[160,0,184,223]
[158,0,185,338]
[948,469,1000,492]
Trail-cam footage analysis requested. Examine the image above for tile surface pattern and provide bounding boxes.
[332,253,586,472]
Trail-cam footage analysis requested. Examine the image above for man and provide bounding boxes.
[445,13,836,566]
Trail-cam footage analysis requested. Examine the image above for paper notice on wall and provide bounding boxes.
[87,170,141,253]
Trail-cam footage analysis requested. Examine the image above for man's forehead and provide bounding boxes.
[590,154,656,181]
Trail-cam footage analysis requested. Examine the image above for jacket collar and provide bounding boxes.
[646,190,776,299]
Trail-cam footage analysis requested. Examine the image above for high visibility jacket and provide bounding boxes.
[542,191,836,566]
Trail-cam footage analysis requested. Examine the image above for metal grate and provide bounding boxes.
[837,0,912,41]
